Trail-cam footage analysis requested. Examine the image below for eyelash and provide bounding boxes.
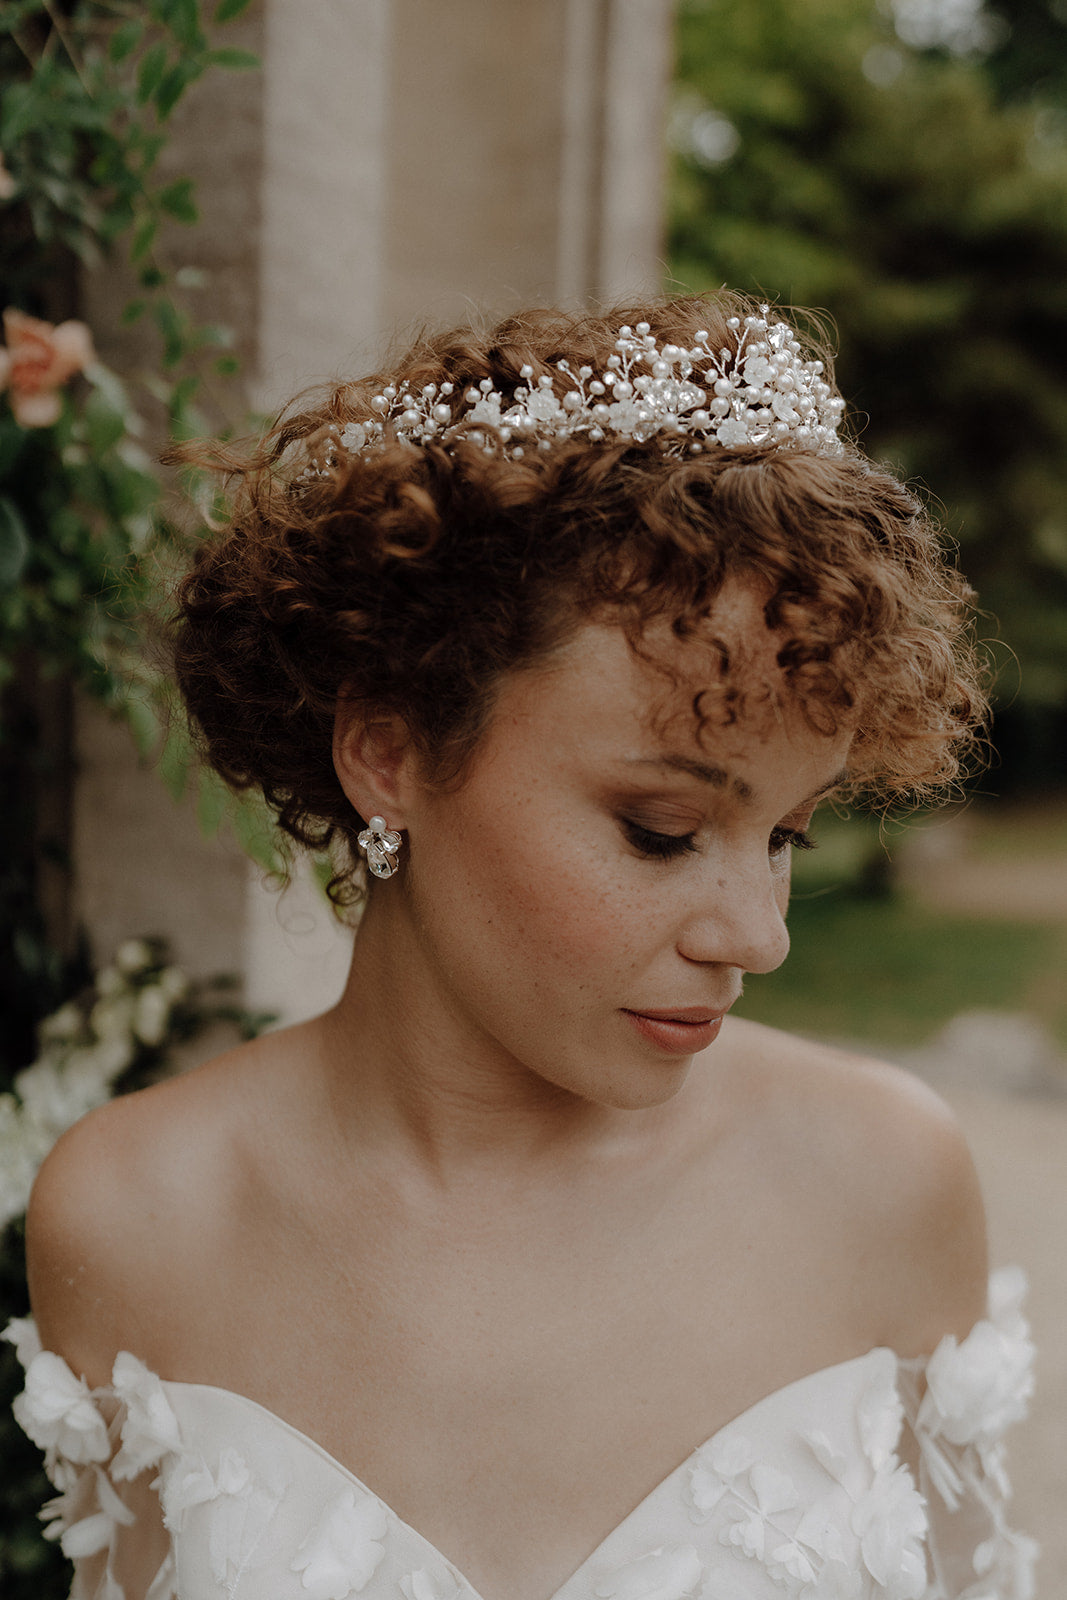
[622,820,818,861]
[769,826,817,857]
[621,820,698,860]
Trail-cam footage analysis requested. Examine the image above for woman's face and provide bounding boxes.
[395,583,854,1110]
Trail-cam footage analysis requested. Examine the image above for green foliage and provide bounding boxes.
[0,15,272,1582]
[0,1,254,420]
[0,376,158,695]
[0,941,275,1600]
[967,1,1067,107]
[0,0,269,1077]
[737,806,1067,1047]
[739,887,1065,1045]
[0,352,278,1071]
[670,0,1067,739]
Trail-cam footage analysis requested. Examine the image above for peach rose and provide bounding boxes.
[1,308,94,427]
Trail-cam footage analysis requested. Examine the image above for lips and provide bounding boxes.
[626,1006,725,1023]
[621,1005,732,1055]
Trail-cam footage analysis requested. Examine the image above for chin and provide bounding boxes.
[576,1061,695,1113]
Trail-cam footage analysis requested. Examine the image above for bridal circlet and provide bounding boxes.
[357,815,403,879]
[304,309,846,483]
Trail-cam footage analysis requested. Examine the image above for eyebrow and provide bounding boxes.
[623,756,850,808]
[624,754,746,797]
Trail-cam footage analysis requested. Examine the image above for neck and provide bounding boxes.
[309,888,692,1188]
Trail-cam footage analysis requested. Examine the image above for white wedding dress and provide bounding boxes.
[5,1269,1037,1600]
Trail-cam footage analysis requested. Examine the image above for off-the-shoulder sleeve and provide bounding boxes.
[897,1267,1039,1600]
[3,1317,178,1600]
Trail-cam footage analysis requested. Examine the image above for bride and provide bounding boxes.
[8,294,1035,1600]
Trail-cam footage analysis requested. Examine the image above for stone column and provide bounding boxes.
[254,0,392,398]
[377,0,673,330]
[597,0,675,300]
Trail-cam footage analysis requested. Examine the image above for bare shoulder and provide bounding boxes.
[26,1033,281,1384]
[719,1017,989,1354]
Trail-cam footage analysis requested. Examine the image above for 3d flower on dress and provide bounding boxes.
[162,1444,282,1588]
[682,1356,932,1599]
[919,1266,1035,1452]
[399,1570,464,1600]
[10,1349,111,1469]
[723,1463,801,1562]
[1,1314,41,1370]
[41,1463,135,1560]
[594,1544,704,1600]
[686,1432,757,1520]
[163,1445,255,1520]
[849,1460,928,1600]
[108,1351,183,1481]
[856,1364,906,1473]
[4,1342,135,1567]
[291,1488,390,1599]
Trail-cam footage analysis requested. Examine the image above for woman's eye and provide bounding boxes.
[769,826,817,858]
[621,819,698,860]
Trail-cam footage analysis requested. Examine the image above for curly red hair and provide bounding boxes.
[172,292,986,901]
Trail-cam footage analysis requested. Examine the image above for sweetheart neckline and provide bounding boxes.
[158,1344,902,1600]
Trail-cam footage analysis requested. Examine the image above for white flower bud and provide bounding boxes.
[134,987,170,1049]
[90,993,136,1043]
[116,939,154,976]
[158,966,190,1004]
[95,965,125,998]
[38,1001,83,1045]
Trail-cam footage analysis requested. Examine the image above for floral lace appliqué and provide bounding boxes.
[399,1569,464,1600]
[680,1357,931,1597]
[917,1269,1035,1469]
[12,1348,112,1470]
[903,1268,1038,1599]
[111,1352,183,1479]
[291,1487,389,1599]
[594,1543,703,1600]
[849,1462,927,1600]
[4,1273,1038,1600]
[161,1443,282,1588]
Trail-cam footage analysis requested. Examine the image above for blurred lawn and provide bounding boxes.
[965,809,1067,861]
[736,805,1067,1049]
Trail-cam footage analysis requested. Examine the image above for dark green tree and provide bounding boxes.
[961,0,1067,106]
[671,0,1067,786]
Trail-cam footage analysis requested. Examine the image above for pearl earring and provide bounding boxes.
[357,815,403,879]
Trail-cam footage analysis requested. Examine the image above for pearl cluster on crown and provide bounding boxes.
[314,309,845,476]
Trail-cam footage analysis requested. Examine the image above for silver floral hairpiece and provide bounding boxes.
[310,308,844,479]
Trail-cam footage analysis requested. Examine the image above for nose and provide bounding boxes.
[675,855,791,975]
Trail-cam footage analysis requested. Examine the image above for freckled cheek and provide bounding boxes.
[500,843,656,983]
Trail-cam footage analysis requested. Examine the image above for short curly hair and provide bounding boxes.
[172,292,986,902]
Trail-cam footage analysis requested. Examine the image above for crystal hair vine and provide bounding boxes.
[307,308,845,481]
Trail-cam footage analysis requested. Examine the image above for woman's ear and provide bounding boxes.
[332,700,417,828]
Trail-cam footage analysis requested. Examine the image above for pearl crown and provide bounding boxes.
[312,309,844,477]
